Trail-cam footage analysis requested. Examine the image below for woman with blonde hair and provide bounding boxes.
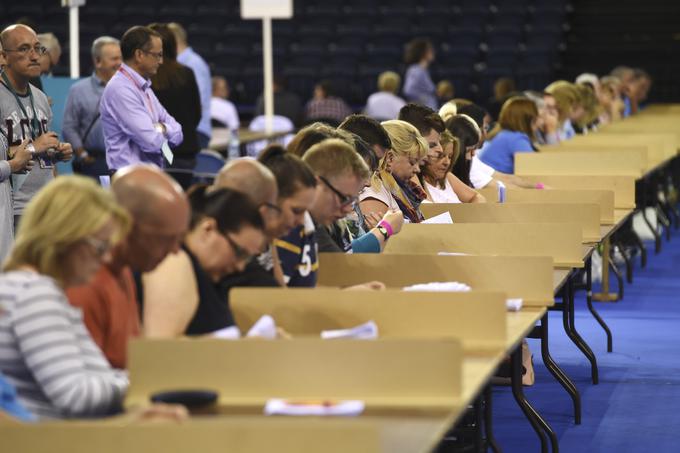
[477,97,538,175]
[545,81,581,141]
[359,120,429,224]
[0,176,131,419]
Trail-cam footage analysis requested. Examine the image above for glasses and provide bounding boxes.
[142,50,163,60]
[224,233,256,263]
[261,202,282,214]
[319,175,358,207]
[84,237,112,258]
[4,45,47,57]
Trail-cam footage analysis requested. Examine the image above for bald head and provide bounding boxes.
[1,24,41,87]
[213,158,278,205]
[0,24,36,49]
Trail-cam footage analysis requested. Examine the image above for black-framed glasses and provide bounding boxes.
[4,45,47,57]
[261,202,282,214]
[224,233,256,263]
[142,50,163,60]
[319,175,358,207]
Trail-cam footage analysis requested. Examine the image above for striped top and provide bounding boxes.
[0,271,128,419]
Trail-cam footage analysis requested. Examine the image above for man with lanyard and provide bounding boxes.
[0,24,73,230]
[100,26,182,173]
[63,36,122,179]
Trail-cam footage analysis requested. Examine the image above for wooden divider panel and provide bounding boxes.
[514,150,644,177]
[519,175,636,209]
[477,188,615,224]
[420,202,601,243]
[231,289,507,353]
[318,254,554,306]
[127,339,462,409]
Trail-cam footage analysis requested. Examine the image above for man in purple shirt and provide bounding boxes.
[100,26,182,171]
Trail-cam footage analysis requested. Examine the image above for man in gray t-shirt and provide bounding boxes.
[0,24,72,225]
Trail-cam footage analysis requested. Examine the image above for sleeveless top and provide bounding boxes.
[424,178,462,204]
[182,245,236,335]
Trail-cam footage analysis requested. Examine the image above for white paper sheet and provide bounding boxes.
[161,140,174,165]
[506,298,523,312]
[246,314,278,339]
[264,399,365,416]
[422,211,454,224]
[321,321,378,340]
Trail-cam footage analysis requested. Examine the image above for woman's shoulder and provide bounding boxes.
[0,271,59,294]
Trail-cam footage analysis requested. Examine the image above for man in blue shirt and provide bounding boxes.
[62,36,122,178]
[169,23,212,149]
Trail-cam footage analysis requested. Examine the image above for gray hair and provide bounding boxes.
[37,32,60,54]
[91,36,120,61]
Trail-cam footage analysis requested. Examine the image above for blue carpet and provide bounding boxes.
[492,238,680,452]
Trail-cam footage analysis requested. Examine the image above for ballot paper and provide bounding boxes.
[211,325,242,339]
[422,211,454,224]
[161,140,174,165]
[403,282,472,292]
[264,399,365,416]
[321,321,379,340]
[246,314,278,339]
[506,298,523,312]
[437,252,470,256]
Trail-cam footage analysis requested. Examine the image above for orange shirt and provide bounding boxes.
[67,264,140,369]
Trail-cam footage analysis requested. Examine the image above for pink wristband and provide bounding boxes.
[535,183,545,190]
[377,220,394,237]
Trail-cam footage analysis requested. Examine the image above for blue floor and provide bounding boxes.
[492,237,680,452]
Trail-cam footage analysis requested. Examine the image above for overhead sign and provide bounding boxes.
[241,0,293,19]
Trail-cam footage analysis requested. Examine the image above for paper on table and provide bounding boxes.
[246,314,278,339]
[264,399,365,416]
[211,325,242,339]
[403,281,472,292]
[422,211,453,224]
[321,321,378,340]
[437,251,470,256]
[161,140,174,165]
[506,298,523,312]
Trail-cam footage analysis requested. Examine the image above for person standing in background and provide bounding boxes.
[402,38,437,110]
[148,23,201,190]
[37,33,61,77]
[63,36,122,179]
[168,23,211,149]
[211,76,240,131]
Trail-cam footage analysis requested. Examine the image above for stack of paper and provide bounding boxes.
[321,321,379,340]
[422,211,454,224]
[403,282,472,292]
[264,399,365,416]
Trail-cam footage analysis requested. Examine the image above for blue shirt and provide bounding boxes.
[402,64,437,110]
[178,47,212,138]
[275,212,318,287]
[478,130,534,174]
[1,372,35,422]
[62,73,106,152]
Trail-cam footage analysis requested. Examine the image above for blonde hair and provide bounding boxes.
[380,120,429,166]
[378,71,401,94]
[423,130,459,189]
[4,176,131,285]
[576,83,600,127]
[438,100,458,122]
[545,80,581,123]
[303,138,370,180]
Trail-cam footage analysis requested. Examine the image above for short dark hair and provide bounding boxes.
[398,103,445,136]
[349,134,378,173]
[457,104,487,130]
[120,26,161,61]
[446,115,481,149]
[316,79,334,97]
[148,23,177,60]
[338,114,391,149]
[186,185,264,233]
[404,38,432,65]
[258,144,317,199]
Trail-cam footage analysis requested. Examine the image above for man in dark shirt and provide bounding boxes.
[255,74,303,127]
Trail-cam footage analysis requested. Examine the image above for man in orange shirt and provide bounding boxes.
[67,165,189,368]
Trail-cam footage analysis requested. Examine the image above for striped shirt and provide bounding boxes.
[0,271,128,419]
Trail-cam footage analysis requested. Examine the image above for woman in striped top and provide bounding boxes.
[0,175,131,419]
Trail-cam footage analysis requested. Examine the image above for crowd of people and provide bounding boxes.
[0,19,653,422]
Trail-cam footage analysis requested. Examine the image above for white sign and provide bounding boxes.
[241,0,293,19]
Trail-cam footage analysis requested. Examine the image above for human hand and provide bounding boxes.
[380,210,404,235]
[56,141,74,161]
[363,212,383,230]
[8,139,34,173]
[128,403,189,423]
[32,132,59,153]
[345,281,386,291]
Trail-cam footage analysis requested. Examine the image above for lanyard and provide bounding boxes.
[1,71,40,140]
[118,66,156,119]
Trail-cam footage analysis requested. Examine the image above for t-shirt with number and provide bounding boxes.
[0,81,53,215]
[275,212,318,287]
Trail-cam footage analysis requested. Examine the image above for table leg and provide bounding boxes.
[593,238,619,302]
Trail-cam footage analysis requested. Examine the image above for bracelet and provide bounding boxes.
[377,220,394,238]
[535,183,545,190]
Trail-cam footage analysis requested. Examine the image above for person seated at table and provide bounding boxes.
[545,81,581,141]
[287,121,352,157]
[141,186,268,338]
[598,76,626,125]
[338,114,392,160]
[359,120,429,226]
[399,103,484,203]
[0,176,130,419]
[574,83,600,133]
[476,97,539,176]
[364,71,406,121]
[303,80,352,126]
[420,130,469,203]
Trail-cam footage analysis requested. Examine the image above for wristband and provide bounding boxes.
[377,219,394,238]
[535,183,545,190]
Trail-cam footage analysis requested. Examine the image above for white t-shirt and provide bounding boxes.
[470,155,494,189]
[424,178,461,203]
[364,92,406,121]
[359,182,401,212]
[210,97,240,130]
